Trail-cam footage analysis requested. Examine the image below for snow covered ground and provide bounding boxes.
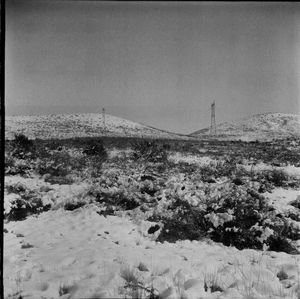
[243,163,300,178]
[4,195,300,299]
[5,113,189,140]
[4,147,300,299]
[191,113,300,141]
[169,152,216,166]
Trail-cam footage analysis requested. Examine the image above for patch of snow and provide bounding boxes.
[242,163,300,178]
[6,113,190,140]
[265,188,300,214]
[169,152,216,166]
[4,204,300,299]
[192,113,300,141]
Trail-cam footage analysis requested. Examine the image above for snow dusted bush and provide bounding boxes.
[35,148,88,181]
[290,196,300,209]
[148,175,298,253]
[35,151,72,177]
[4,137,299,254]
[199,158,238,180]
[4,183,51,221]
[131,140,168,163]
[5,153,33,176]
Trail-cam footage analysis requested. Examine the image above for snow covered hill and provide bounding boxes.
[5,113,189,140]
[191,113,300,141]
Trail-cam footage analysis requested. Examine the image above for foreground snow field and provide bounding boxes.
[4,139,300,299]
[4,203,300,299]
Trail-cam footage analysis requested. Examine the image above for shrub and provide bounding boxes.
[87,157,105,178]
[11,133,35,158]
[266,169,289,187]
[203,272,224,293]
[5,153,15,170]
[5,190,51,221]
[151,179,297,253]
[35,149,87,178]
[120,265,139,285]
[82,139,108,159]
[5,154,32,176]
[290,196,300,209]
[131,140,168,163]
[63,201,86,211]
[153,196,208,243]
[35,152,71,177]
[44,175,75,185]
[91,187,140,211]
[120,265,159,299]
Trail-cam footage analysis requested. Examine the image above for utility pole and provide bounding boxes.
[102,108,106,136]
[210,101,216,135]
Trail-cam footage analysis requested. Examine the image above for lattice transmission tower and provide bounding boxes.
[210,101,217,135]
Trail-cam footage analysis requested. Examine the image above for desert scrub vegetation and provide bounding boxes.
[131,140,169,163]
[4,182,51,221]
[82,138,108,158]
[147,174,299,253]
[34,141,108,181]
[10,133,35,159]
[5,134,37,176]
[5,153,33,176]
[5,134,110,179]
[120,265,159,299]
[4,135,300,254]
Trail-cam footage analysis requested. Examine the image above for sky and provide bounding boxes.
[5,1,300,134]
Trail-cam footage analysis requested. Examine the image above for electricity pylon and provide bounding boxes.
[210,101,216,135]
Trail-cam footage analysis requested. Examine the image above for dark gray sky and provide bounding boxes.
[5,1,300,133]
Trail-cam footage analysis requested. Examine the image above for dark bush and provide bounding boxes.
[206,190,269,250]
[35,151,72,177]
[152,197,208,243]
[11,133,35,158]
[64,201,86,211]
[290,197,300,209]
[82,139,108,159]
[35,148,91,179]
[266,169,289,187]
[268,235,298,254]
[44,175,75,185]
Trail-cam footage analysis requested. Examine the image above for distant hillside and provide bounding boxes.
[191,113,300,141]
[5,113,189,140]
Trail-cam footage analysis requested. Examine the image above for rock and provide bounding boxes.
[232,177,244,185]
[148,225,160,234]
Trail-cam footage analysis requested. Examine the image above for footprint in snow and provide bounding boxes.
[60,257,76,267]
[35,282,49,292]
